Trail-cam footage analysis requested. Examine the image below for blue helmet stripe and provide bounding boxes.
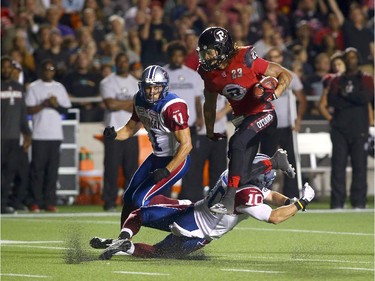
[148,65,156,80]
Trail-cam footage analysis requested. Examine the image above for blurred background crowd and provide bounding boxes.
[1,0,373,120]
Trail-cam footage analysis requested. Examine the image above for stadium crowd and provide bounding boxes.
[1,0,374,214]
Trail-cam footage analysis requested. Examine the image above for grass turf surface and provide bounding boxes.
[1,201,374,281]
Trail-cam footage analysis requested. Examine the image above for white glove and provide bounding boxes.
[301,182,315,203]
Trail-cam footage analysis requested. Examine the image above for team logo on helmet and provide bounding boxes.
[214,29,227,43]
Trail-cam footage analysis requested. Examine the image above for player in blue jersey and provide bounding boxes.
[103,65,193,227]
[91,152,315,259]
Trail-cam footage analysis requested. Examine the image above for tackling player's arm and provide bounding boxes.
[264,190,291,207]
[203,89,218,138]
[264,62,292,98]
[263,191,299,224]
[166,127,192,172]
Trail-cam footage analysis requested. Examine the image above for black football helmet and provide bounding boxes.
[196,27,234,71]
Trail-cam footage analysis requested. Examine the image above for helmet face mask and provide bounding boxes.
[139,65,169,104]
[197,27,234,71]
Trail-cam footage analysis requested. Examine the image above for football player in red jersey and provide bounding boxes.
[196,26,294,214]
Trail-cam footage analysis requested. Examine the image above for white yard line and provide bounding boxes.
[218,253,373,265]
[0,273,50,278]
[2,218,118,225]
[1,212,119,218]
[1,240,63,244]
[113,271,170,276]
[2,245,67,250]
[337,267,375,271]
[1,240,65,250]
[305,209,374,214]
[221,268,284,274]
[291,258,373,264]
[235,227,374,236]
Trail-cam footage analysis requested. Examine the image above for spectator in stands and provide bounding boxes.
[9,49,36,85]
[127,28,142,57]
[11,30,35,72]
[32,24,52,64]
[62,50,103,122]
[183,29,199,70]
[288,20,320,67]
[35,28,70,82]
[328,0,374,68]
[124,0,150,31]
[171,0,208,35]
[1,8,37,56]
[173,12,194,41]
[81,8,106,53]
[1,56,32,214]
[44,5,75,38]
[319,33,340,59]
[253,19,276,58]
[129,62,143,80]
[100,63,113,79]
[291,44,314,76]
[303,52,331,118]
[139,1,174,67]
[100,52,140,212]
[260,47,307,198]
[97,40,121,68]
[208,7,229,30]
[105,15,140,64]
[262,0,292,43]
[313,12,344,51]
[324,48,374,209]
[230,22,247,46]
[75,26,97,61]
[271,31,293,68]
[12,0,46,25]
[83,0,106,21]
[7,61,31,211]
[26,59,72,212]
[319,52,346,125]
[291,0,327,36]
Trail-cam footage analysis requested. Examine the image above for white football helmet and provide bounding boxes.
[138,65,169,104]
[250,153,276,189]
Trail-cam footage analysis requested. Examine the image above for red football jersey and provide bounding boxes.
[198,46,272,116]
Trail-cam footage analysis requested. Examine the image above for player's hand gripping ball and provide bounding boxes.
[254,76,278,101]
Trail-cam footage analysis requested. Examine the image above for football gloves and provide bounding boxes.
[151,168,170,183]
[294,183,315,211]
[103,126,117,140]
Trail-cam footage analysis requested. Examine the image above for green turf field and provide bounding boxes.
[1,203,374,281]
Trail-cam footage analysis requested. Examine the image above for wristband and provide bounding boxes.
[294,199,308,211]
